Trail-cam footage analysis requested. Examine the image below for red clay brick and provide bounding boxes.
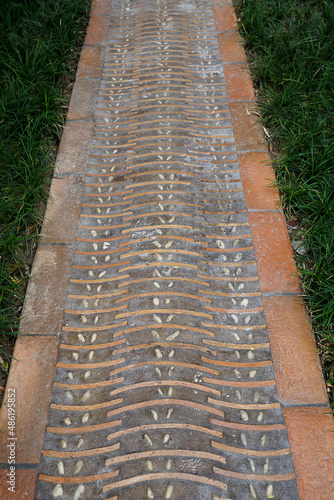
[40,176,83,244]
[263,295,328,405]
[85,15,109,45]
[76,46,104,80]
[217,31,247,63]
[249,212,301,293]
[212,0,233,6]
[283,407,334,499]
[19,245,74,335]
[212,6,237,31]
[238,152,279,210]
[0,337,58,463]
[91,0,112,16]
[229,102,267,151]
[224,63,255,101]
[55,121,94,175]
[67,80,100,120]
[0,469,37,500]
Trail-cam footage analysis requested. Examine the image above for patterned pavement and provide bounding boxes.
[34,1,299,498]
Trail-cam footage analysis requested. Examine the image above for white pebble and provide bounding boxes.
[250,484,257,499]
[82,413,89,423]
[267,484,273,497]
[165,485,174,499]
[74,461,83,474]
[147,460,154,471]
[163,434,170,444]
[73,484,85,500]
[53,484,63,497]
[248,458,256,472]
[241,433,247,447]
[144,434,153,446]
[264,458,269,474]
[240,410,249,421]
[151,410,158,421]
[82,391,91,402]
[147,487,154,499]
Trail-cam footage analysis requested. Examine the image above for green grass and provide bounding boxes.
[237,0,334,400]
[0,0,92,369]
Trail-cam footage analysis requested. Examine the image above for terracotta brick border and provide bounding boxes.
[283,408,334,499]
[0,469,37,499]
[0,0,111,482]
[211,1,334,497]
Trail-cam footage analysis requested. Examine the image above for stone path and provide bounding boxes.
[0,0,333,499]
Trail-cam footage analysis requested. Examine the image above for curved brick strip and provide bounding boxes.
[0,0,333,499]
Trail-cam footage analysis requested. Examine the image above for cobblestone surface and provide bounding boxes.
[32,0,301,498]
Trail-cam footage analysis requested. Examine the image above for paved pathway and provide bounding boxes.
[1,0,333,499]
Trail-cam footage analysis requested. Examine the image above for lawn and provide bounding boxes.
[236,0,334,402]
[0,0,92,378]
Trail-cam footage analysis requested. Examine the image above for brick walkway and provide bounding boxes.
[1,0,333,499]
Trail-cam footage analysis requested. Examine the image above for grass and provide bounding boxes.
[0,0,92,371]
[237,0,334,401]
